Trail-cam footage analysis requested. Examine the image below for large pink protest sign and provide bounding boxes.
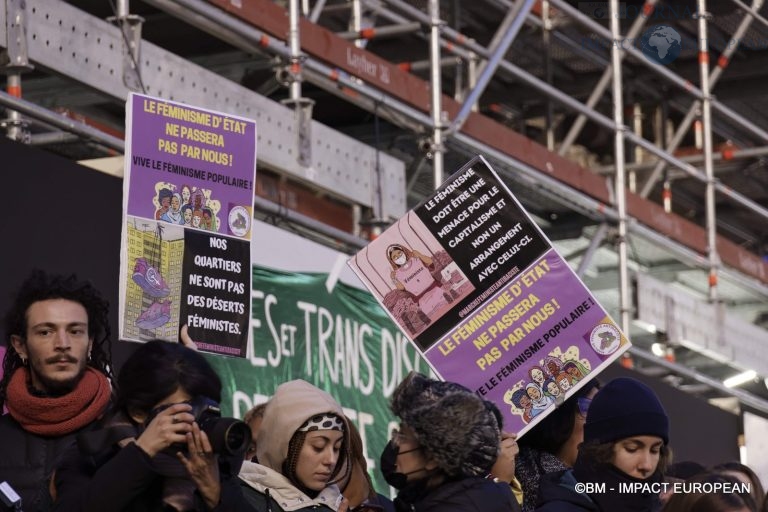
[349,156,629,435]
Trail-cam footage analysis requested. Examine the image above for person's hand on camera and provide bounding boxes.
[178,422,221,509]
[135,403,194,458]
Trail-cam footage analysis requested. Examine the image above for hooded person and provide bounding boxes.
[237,380,350,512]
[535,377,670,512]
[380,371,520,512]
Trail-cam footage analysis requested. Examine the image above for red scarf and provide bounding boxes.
[6,367,111,436]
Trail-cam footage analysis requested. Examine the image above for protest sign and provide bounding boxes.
[349,156,630,434]
[119,93,256,357]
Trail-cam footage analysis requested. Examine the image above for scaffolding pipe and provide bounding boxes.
[548,0,768,143]
[377,0,768,224]
[630,347,768,414]
[4,73,24,140]
[558,0,658,156]
[337,21,421,41]
[116,0,130,17]
[428,0,444,187]
[698,0,719,303]
[308,0,327,22]
[381,0,736,155]
[351,0,363,48]
[542,0,554,151]
[639,0,764,198]
[253,196,368,249]
[728,0,768,30]
[576,223,609,278]
[446,0,536,135]
[157,0,768,224]
[608,0,631,334]
[631,102,643,191]
[28,131,80,145]
[288,0,302,100]
[0,90,124,151]
[467,51,478,112]
[607,144,768,173]
[399,56,461,72]
[150,0,768,302]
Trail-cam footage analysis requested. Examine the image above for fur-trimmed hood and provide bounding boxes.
[390,372,501,478]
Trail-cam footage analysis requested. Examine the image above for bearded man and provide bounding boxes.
[0,271,113,511]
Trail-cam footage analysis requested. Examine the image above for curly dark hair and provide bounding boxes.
[115,339,221,417]
[1,270,114,409]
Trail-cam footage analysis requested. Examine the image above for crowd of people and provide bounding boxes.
[0,270,766,512]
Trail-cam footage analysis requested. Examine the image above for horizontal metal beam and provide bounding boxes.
[0,0,406,219]
[0,90,125,151]
[253,196,368,249]
[631,347,768,415]
[337,21,421,40]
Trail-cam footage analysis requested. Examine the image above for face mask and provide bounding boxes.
[394,254,407,266]
[380,440,423,490]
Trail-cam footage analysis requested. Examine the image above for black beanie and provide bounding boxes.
[584,377,669,445]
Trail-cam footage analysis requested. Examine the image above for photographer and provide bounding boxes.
[52,340,245,512]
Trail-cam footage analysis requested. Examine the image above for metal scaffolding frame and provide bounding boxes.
[4,0,768,408]
[373,0,768,226]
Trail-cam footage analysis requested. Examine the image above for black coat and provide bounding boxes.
[52,426,243,512]
[0,413,82,512]
[395,476,521,512]
[534,470,598,512]
[535,467,661,512]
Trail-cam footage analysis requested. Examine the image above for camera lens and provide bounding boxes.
[201,417,251,456]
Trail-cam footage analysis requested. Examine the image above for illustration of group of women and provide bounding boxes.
[504,352,590,424]
[155,183,218,232]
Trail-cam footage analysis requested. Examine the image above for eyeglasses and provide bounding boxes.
[577,397,592,417]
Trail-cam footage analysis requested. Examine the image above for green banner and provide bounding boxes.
[204,264,431,491]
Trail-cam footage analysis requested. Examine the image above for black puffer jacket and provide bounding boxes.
[534,470,598,512]
[395,476,521,512]
[0,414,81,512]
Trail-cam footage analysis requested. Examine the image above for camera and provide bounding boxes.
[146,396,251,457]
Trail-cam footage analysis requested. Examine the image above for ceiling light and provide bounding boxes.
[723,370,757,388]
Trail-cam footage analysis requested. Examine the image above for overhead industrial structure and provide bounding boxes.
[3,0,768,411]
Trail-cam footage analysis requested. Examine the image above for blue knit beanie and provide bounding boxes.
[584,377,669,445]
